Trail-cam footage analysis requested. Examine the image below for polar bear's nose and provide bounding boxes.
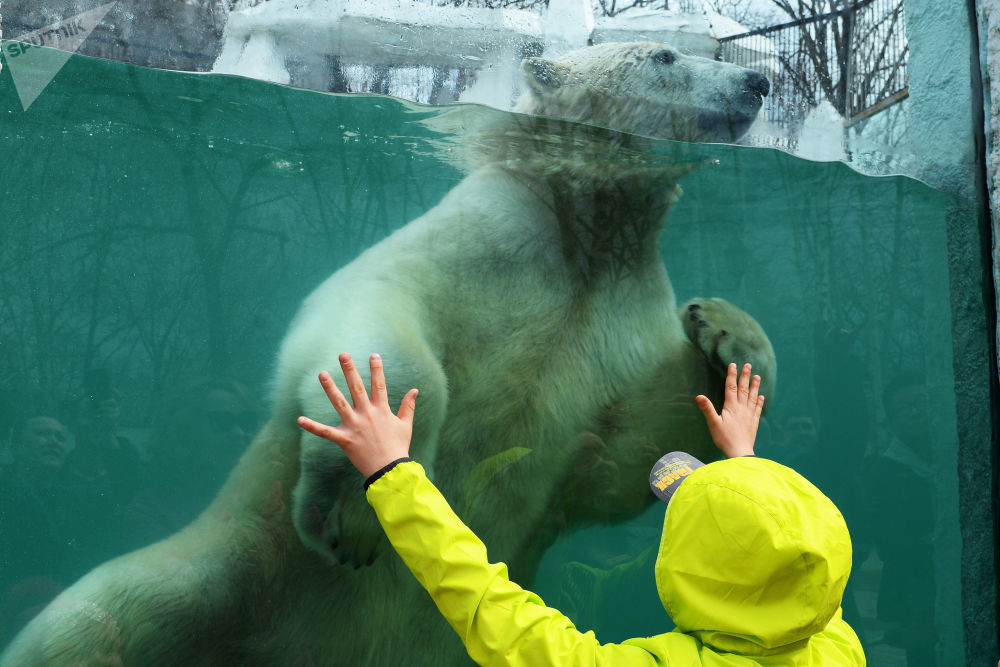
[746,72,770,98]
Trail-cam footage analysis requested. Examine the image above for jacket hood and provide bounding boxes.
[654,456,851,656]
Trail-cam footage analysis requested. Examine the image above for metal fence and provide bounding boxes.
[592,0,705,15]
[426,0,548,10]
[425,0,705,13]
[720,0,907,145]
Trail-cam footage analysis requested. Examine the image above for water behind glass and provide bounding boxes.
[0,48,966,665]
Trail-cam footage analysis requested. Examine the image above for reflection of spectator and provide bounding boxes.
[124,378,262,548]
[768,409,819,471]
[808,323,874,638]
[0,388,17,466]
[0,416,72,643]
[1,576,63,647]
[2,416,68,481]
[60,369,142,568]
[863,372,937,663]
[766,404,866,633]
[782,413,819,450]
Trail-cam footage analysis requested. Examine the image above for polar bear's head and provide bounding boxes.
[514,42,769,143]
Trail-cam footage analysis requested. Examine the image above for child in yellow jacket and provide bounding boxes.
[298,354,865,666]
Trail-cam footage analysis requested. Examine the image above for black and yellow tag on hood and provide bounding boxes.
[650,451,705,504]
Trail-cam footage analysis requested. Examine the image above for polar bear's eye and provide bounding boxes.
[654,50,676,65]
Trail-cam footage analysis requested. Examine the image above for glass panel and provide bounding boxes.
[0,44,983,666]
[5,1,914,175]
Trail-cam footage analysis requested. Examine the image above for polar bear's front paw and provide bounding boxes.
[680,298,776,402]
[298,493,385,568]
[293,445,385,568]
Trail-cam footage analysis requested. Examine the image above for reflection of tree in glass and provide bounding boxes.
[415,0,706,15]
[591,0,704,17]
[0,60,457,425]
[423,0,549,9]
[783,168,932,394]
[737,0,906,120]
[703,0,782,28]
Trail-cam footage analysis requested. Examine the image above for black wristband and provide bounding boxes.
[364,457,413,490]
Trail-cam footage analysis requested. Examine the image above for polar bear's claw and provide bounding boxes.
[680,298,777,406]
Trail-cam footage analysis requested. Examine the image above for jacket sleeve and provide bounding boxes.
[365,460,668,667]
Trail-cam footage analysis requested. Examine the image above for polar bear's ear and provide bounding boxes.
[521,57,569,93]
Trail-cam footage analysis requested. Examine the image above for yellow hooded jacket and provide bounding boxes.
[366,457,865,666]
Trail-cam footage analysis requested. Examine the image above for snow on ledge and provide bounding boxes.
[592,8,718,59]
[214,0,730,84]
[215,0,544,78]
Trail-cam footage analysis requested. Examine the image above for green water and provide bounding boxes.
[0,48,972,664]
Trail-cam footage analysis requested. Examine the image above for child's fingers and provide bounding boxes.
[695,394,720,424]
[369,354,389,407]
[753,395,765,425]
[397,388,419,424]
[724,363,739,407]
[748,374,761,406]
[338,352,370,409]
[737,363,752,404]
[318,370,353,419]
[297,415,348,447]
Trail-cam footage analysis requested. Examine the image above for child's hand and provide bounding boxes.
[695,362,764,459]
[297,353,419,478]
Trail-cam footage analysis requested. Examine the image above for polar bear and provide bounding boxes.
[2,42,774,665]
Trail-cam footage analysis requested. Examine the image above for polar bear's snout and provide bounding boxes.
[690,65,769,142]
[746,71,770,99]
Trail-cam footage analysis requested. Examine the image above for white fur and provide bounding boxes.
[3,42,774,666]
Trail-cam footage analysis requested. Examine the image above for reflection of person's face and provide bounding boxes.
[887,384,930,445]
[200,389,257,458]
[16,417,69,471]
[784,416,818,450]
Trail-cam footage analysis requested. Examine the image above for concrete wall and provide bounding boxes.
[946,0,1000,663]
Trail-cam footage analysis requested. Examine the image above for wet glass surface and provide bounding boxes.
[0,47,974,665]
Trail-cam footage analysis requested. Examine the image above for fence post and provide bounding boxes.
[837,5,854,118]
